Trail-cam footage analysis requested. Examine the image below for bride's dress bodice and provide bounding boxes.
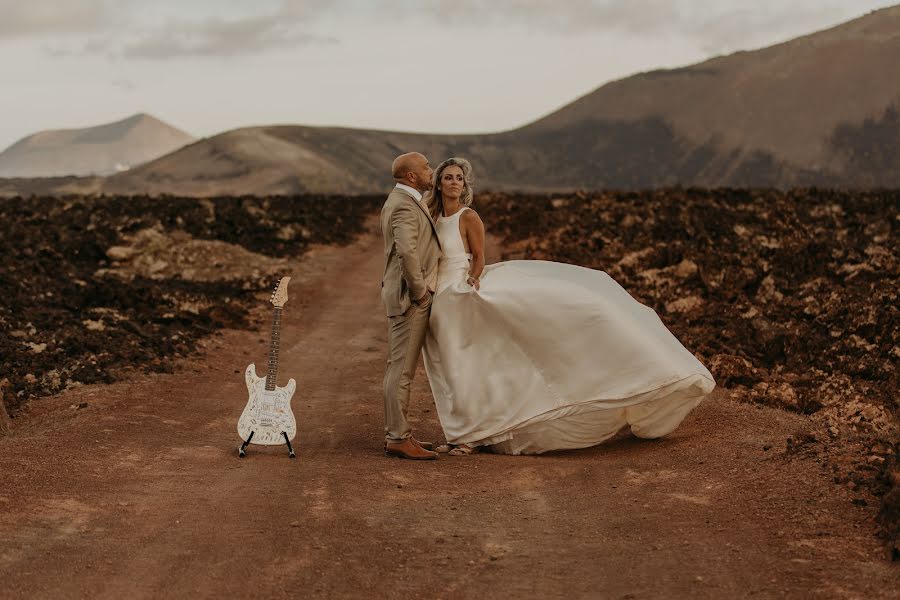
[435,208,472,293]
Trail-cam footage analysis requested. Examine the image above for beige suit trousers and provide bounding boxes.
[383,292,433,441]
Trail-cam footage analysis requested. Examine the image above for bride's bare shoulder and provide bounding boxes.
[461,207,483,223]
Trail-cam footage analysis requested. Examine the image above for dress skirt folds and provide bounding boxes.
[423,254,715,455]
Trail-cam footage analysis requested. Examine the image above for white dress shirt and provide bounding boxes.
[394,182,423,202]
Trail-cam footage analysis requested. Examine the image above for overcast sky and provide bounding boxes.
[0,0,894,149]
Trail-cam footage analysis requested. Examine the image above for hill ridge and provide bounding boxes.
[0,113,195,178]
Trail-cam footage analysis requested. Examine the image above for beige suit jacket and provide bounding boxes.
[380,187,442,317]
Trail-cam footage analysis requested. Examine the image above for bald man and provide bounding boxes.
[380,152,442,460]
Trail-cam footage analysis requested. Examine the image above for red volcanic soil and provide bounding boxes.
[478,188,899,557]
[0,191,897,598]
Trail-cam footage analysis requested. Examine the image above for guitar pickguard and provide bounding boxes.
[237,363,297,444]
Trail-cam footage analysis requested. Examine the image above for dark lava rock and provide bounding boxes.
[0,193,380,414]
[477,187,899,554]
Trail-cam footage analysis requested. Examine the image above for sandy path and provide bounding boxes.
[1,222,896,599]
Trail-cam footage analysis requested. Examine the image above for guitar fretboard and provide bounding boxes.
[265,307,282,391]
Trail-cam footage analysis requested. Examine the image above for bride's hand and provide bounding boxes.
[467,276,480,290]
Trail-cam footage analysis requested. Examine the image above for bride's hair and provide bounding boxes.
[424,157,474,221]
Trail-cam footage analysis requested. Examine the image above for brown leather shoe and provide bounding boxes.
[383,437,434,451]
[384,438,438,460]
[411,437,433,451]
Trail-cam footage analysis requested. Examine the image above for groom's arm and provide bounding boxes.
[391,203,428,302]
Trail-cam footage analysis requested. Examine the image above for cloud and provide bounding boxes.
[395,0,682,34]
[10,0,890,60]
[391,0,887,54]
[24,0,339,59]
[111,77,135,91]
[676,2,873,54]
[119,1,340,59]
[0,0,121,38]
[120,15,335,59]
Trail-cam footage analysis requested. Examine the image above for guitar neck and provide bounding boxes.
[265,307,283,391]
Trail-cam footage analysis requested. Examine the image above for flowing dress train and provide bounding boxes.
[423,207,715,455]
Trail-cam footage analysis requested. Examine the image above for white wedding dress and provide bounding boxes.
[422,207,715,455]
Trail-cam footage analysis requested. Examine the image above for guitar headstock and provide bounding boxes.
[270,276,291,308]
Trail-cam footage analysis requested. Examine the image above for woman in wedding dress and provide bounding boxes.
[421,158,715,456]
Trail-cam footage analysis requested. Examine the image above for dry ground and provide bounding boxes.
[1,225,897,599]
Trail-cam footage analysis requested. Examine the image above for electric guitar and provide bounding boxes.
[237,277,297,457]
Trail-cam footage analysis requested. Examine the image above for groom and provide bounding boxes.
[380,152,441,460]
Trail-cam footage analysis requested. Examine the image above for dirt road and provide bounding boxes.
[1,224,896,599]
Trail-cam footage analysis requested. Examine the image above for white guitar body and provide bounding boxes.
[237,363,297,444]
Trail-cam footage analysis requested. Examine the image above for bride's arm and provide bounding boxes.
[462,209,486,287]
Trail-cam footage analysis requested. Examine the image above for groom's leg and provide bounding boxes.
[383,296,432,441]
[384,309,412,440]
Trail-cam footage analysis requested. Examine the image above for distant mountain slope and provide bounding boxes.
[102,126,494,195]
[520,4,900,188]
[0,113,195,178]
[4,5,900,196]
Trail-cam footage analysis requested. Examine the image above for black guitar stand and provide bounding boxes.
[283,432,296,458]
[238,431,296,458]
[238,431,254,457]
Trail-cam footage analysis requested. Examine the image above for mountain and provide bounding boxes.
[5,6,900,195]
[0,113,195,178]
[103,126,482,196]
[518,4,900,189]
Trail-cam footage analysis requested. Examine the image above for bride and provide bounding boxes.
[421,157,715,456]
